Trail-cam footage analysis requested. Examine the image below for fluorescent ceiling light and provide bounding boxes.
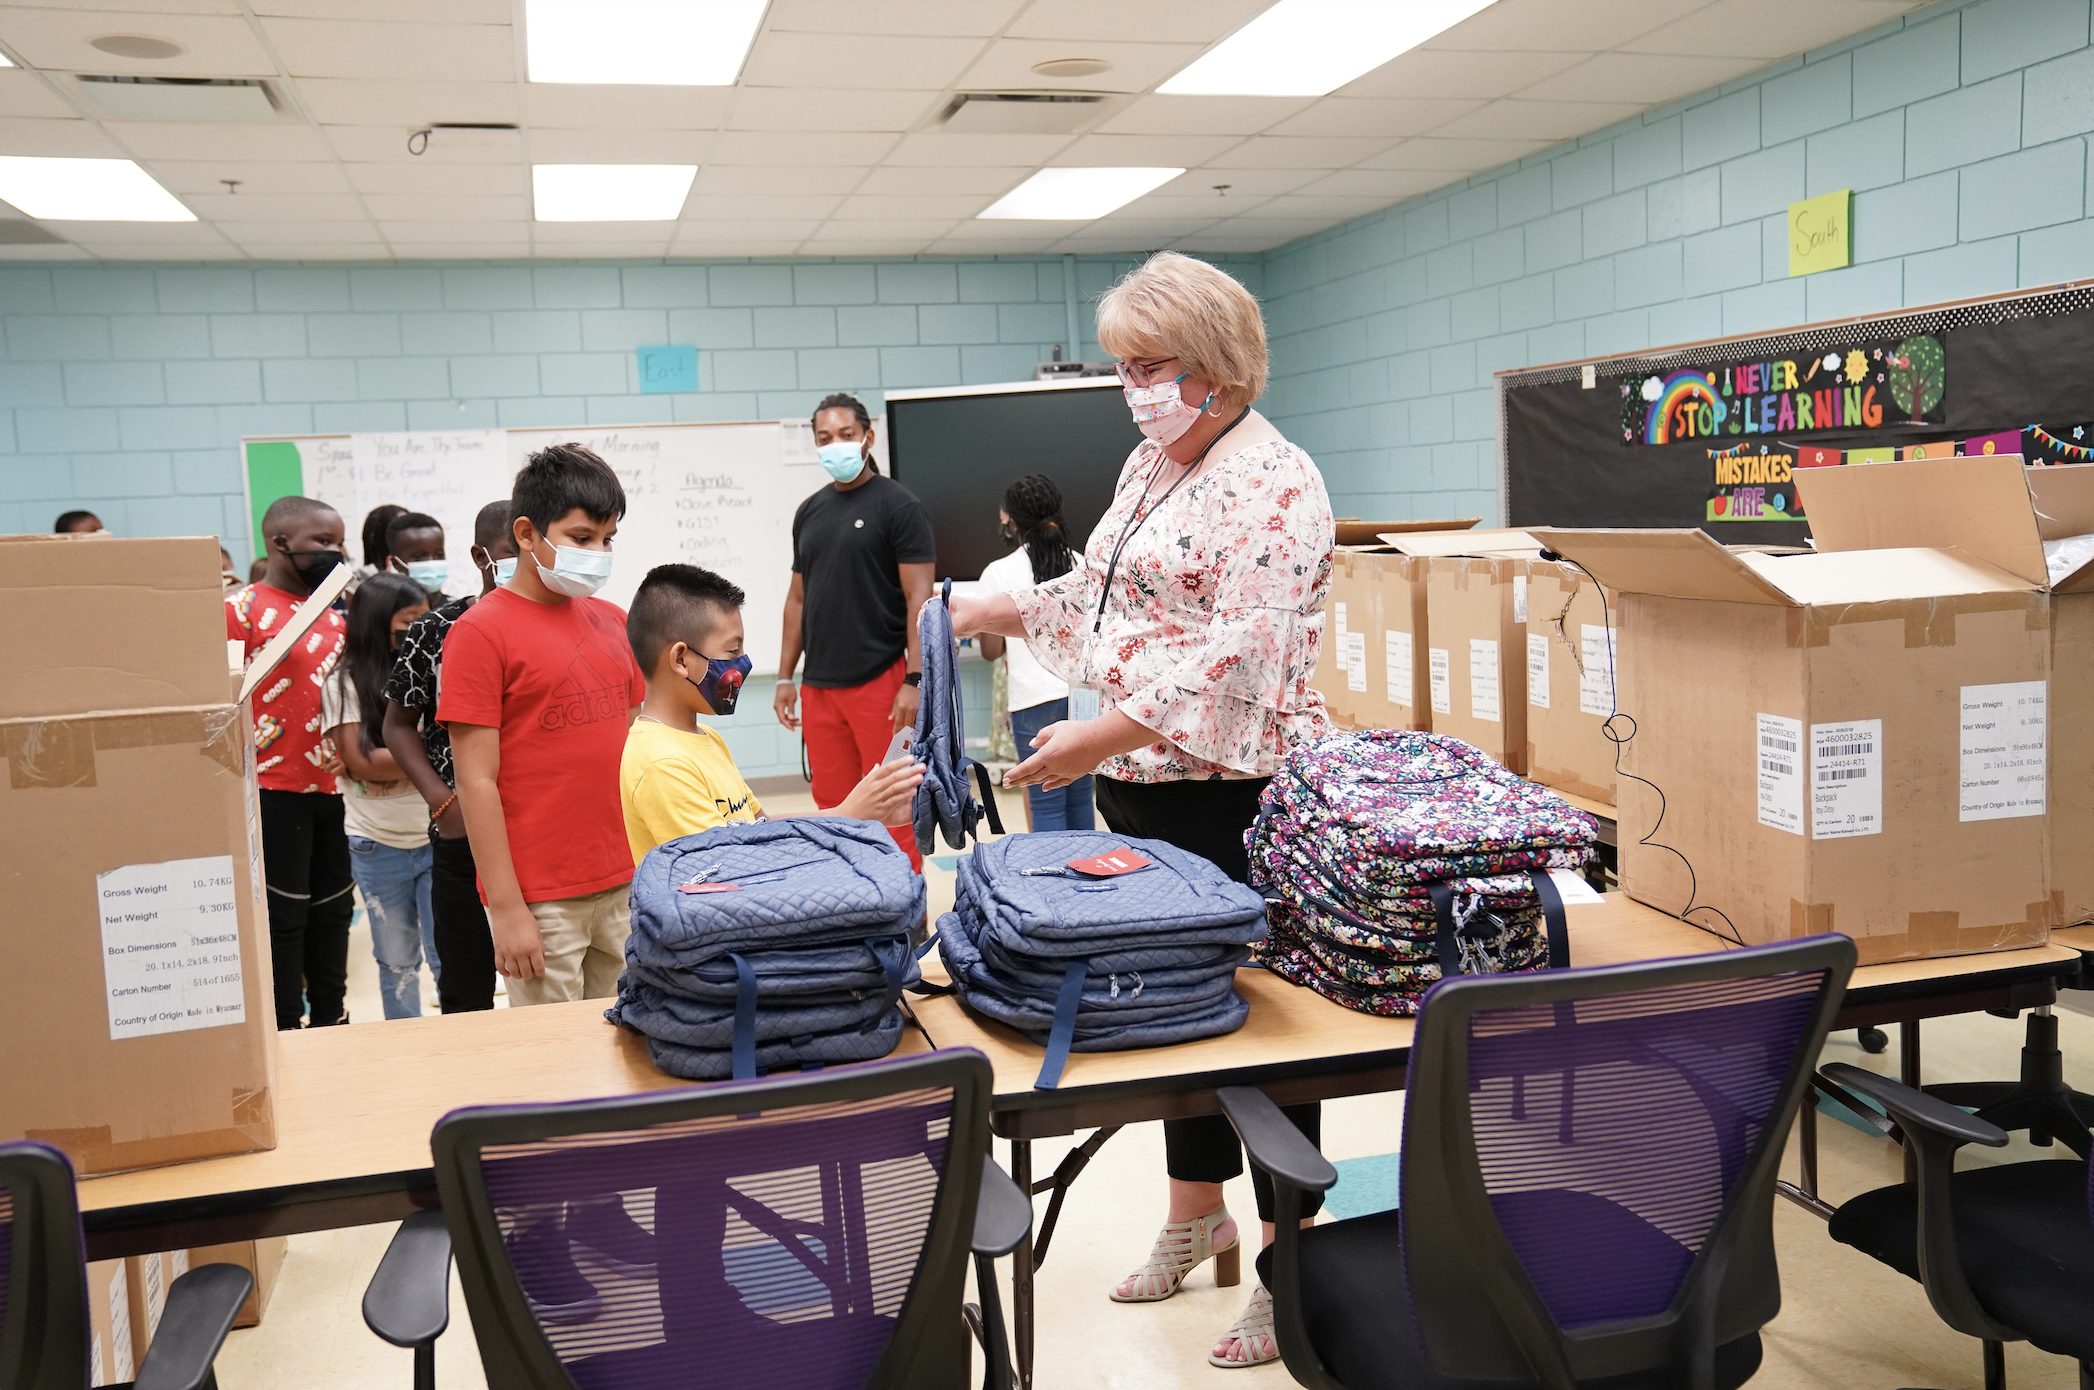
[1159,0,1496,97]
[0,156,191,221]
[979,167,1184,221]
[533,163,696,221]
[525,0,765,85]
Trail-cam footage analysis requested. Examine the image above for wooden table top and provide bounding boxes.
[77,998,932,1216]
[2052,923,2094,956]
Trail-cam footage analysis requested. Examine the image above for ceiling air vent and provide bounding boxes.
[75,75,281,123]
[937,92,1116,136]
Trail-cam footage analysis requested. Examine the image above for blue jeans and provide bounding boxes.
[1008,698,1096,833]
[348,836,438,1020]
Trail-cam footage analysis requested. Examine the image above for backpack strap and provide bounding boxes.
[970,760,1005,837]
[729,951,759,1081]
[1035,960,1088,1091]
[1531,868,1570,969]
[1429,871,1572,980]
[1428,882,1464,979]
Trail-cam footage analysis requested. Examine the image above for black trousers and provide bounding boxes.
[1093,775,1324,1223]
[259,789,354,1030]
[430,827,496,1013]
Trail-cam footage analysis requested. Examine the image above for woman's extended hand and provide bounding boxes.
[1006,718,1104,793]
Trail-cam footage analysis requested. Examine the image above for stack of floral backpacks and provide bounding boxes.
[1249,729,1599,1016]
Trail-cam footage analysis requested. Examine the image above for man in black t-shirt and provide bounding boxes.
[775,392,935,868]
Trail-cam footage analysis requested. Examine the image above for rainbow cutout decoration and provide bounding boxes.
[1646,370,1727,445]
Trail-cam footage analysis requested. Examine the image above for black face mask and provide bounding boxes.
[285,545,344,591]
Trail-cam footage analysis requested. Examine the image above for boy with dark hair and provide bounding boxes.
[382,510,448,598]
[228,493,352,1029]
[54,509,103,534]
[622,562,921,861]
[383,498,516,1013]
[440,446,646,1005]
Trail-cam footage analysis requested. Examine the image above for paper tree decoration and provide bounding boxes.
[1887,334,1945,420]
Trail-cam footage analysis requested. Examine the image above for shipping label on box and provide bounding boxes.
[99,856,245,1040]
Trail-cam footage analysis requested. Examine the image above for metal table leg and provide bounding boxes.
[1009,1139,1035,1390]
[1900,1019,1922,1184]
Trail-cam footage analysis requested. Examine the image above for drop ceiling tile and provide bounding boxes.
[743,32,982,90]
[322,124,519,163]
[1007,0,1269,43]
[695,164,871,195]
[664,218,821,241]
[1255,194,1403,221]
[1173,226,1303,252]
[825,193,988,220]
[524,86,734,131]
[1097,95,1309,137]
[361,194,529,221]
[0,8,276,75]
[1048,132,1241,166]
[1521,52,1764,104]
[49,218,226,243]
[799,239,930,257]
[1294,168,1450,200]
[682,193,842,220]
[661,239,793,257]
[149,160,355,194]
[766,0,1023,37]
[257,17,515,82]
[254,0,510,19]
[1204,136,1390,170]
[884,132,1074,167]
[1267,98,1489,140]
[1191,215,1337,243]
[30,0,242,14]
[229,244,383,260]
[83,241,248,259]
[1337,48,1588,100]
[346,162,527,195]
[957,38,1206,95]
[0,243,93,260]
[1623,0,1915,56]
[379,220,528,243]
[108,120,332,160]
[528,129,715,163]
[1111,191,1262,222]
[929,231,1060,254]
[219,220,383,243]
[806,218,958,241]
[1158,166,1320,196]
[1357,137,1552,170]
[707,130,896,167]
[1427,0,1713,52]
[1050,222,1210,250]
[180,192,370,221]
[390,242,526,258]
[296,79,519,126]
[727,87,939,134]
[1427,99,1647,141]
[0,72,79,119]
[851,165,1030,195]
[0,116,117,157]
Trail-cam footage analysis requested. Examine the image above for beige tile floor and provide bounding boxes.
[212,785,2094,1388]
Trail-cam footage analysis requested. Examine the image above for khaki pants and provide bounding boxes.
[509,884,631,1006]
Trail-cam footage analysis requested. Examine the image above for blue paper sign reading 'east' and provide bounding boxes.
[636,344,698,394]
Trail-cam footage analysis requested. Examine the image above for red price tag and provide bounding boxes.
[679,882,741,895]
[1067,849,1153,877]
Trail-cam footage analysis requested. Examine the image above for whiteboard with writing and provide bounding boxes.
[244,419,886,673]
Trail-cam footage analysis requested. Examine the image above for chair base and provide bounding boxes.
[1922,1011,2094,1155]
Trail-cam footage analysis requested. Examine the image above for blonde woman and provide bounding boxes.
[951,250,1335,1368]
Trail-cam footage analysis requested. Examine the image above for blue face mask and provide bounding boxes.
[491,556,517,585]
[686,653,754,716]
[817,440,868,483]
[403,559,448,595]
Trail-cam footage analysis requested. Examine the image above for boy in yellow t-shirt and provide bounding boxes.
[621,563,923,864]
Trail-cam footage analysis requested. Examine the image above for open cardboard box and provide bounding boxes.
[1522,557,1618,806]
[1313,519,1479,730]
[0,543,349,1175]
[1543,455,2053,964]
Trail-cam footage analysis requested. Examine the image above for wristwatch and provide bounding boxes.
[903,671,922,687]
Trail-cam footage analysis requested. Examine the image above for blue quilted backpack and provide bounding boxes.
[912,578,1004,855]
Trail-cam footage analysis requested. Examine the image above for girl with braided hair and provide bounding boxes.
[976,472,1095,831]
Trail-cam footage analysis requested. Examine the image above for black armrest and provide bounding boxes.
[1821,1064,2010,1148]
[132,1264,253,1390]
[362,1209,454,1348]
[1219,1087,1337,1193]
[971,1158,1032,1259]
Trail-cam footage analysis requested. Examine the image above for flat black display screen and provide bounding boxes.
[887,381,1140,580]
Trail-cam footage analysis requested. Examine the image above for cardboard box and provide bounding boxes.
[1798,456,2094,927]
[126,1251,166,1365]
[1312,520,1476,730]
[88,1258,133,1387]
[0,540,341,1175]
[188,1236,287,1328]
[1546,463,2053,964]
[1523,558,1619,805]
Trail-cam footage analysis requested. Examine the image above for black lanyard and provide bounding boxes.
[1091,408,1250,635]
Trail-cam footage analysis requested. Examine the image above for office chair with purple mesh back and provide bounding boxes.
[1824,1063,2094,1390]
[363,1047,1029,1390]
[0,1141,253,1390]
[1220,934,1854,1390]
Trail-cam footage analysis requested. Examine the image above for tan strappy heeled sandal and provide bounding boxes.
[1108,1206,1241,1303]
[1208,1284,1279,1368]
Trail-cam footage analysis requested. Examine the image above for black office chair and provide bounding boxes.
[1825,1063,2094,1390]
[362,1047,1030,1390]
[0,1141,252,1390]
[1220,935,1854,1389]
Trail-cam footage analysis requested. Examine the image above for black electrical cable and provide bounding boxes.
[1537,548,1746,948]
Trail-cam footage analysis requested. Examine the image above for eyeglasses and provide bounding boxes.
[1115,357,1182,389]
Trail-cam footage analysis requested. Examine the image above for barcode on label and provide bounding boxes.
[1760,734,1797,753]
[1760,756,1793,775]
[1818,741,1873,758]
[1816,766,1869,782]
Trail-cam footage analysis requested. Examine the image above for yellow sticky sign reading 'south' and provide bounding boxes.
[1789,189,1851,277]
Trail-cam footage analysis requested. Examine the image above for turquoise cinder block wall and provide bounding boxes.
[1260,0,2093,523]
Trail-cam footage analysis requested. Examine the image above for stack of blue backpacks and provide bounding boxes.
[936,830,1268,1088]
[609,817,926,1081]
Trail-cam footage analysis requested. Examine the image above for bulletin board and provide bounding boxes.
[1496,280,2094,543]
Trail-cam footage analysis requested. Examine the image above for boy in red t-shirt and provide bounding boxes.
[440,444,646,1006]
[228,494,352,1029]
